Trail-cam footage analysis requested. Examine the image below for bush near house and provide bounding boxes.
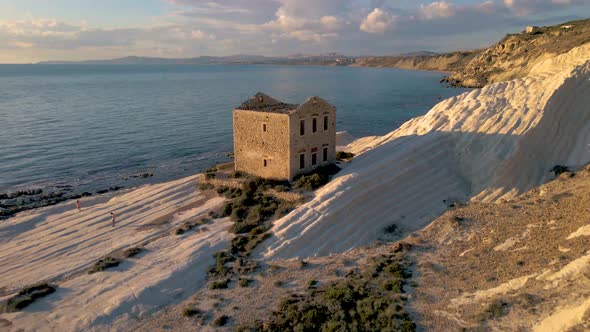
[292,164,341,191]
[336,151,355,160]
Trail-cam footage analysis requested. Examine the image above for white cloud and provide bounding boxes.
[321,15,339,27]
[265,8,308,31]
[360,8,396,33]
[420,2,456,19]
[0,0,588,62]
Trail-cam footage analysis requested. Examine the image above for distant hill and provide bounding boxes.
[397,51,439,57]
[352,50,479,73]
[355,18,590,88]
[443,18,590,87]
[38,54,356,66]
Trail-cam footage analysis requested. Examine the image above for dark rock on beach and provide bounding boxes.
[0,186,100,220]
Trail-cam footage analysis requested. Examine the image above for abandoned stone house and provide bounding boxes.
[233,92,336,181]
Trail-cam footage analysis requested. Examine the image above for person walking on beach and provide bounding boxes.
[110,212,116,227]
[76,200,81,212]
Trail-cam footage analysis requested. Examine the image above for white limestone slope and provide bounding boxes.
[261,43,590,259]
[0,176,230,331]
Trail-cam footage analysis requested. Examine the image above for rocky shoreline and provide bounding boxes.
[0,172,156,220]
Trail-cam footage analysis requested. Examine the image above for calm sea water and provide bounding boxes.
[0,64,468,193]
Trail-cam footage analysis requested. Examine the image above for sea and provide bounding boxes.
[0,64,468,194]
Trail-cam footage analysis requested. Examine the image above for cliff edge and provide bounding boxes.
[355,18,590,88]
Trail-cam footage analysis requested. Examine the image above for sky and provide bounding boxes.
[0,0,589,63]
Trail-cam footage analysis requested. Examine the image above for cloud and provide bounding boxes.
[360,8,396,33]
[420,2,457,19]
[1,0,589,62]
[168,0,279,23]
[320,15,342,29]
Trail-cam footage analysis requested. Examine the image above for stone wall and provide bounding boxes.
[233,110,291,180]
[288,97,337,179]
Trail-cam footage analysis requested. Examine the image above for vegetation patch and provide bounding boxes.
[182,306,202,318]
[551,165,570,176]
[213,315,230,326]
[88,256,120,274]
[123,246,144,258]
[297,259,308,269]
[307,279,319,289]
[245,254,415,331]
[1,283,57,313]
[198,183,215,191]
[336,151,355,160]
[292,164,341,191]
[209,278,231,290]
[479,299,509,321]
[208,251,234,278]
[238,277,251,287]
[200,166,340,297]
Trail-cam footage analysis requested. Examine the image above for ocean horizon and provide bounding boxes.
[0,64,468,194]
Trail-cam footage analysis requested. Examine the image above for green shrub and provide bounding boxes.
[551,165,570,176]
[230,206,249,222]
[274,185,289,192]
[208,251,233,277]
[88,256,120,274]
[383,224,397,234]
[249,225,269,236]
[205,173,216,179]
[324,283,356,308]
[246,205,262,223]
[243,233,271,256]
[480,299,508,320]
[204,166,217,173]
[307,279,318,289]
[123,247,143,258]
[216,186,230,195]
[175,228,185,235]
[1,283,57,313]
[225,188,243,199]
[231,235,250,254]
[209,279,230,290]
[336,151,355,160]
[213,315,230,326]
[229,221,257,234]
[231,171,244,178]
[221,202,233,217]
[385,262,409,279]
[293,173,325,191]
[260,257,416,332]
[297,259,308,269]
[238,277,251,287]
[293,165,341,191]
[198,183,215,191]
[383,279,403,293]
[275,202,294,219]
[182,307,201,317]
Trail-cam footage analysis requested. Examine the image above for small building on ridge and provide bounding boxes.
[233,92,336,181]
